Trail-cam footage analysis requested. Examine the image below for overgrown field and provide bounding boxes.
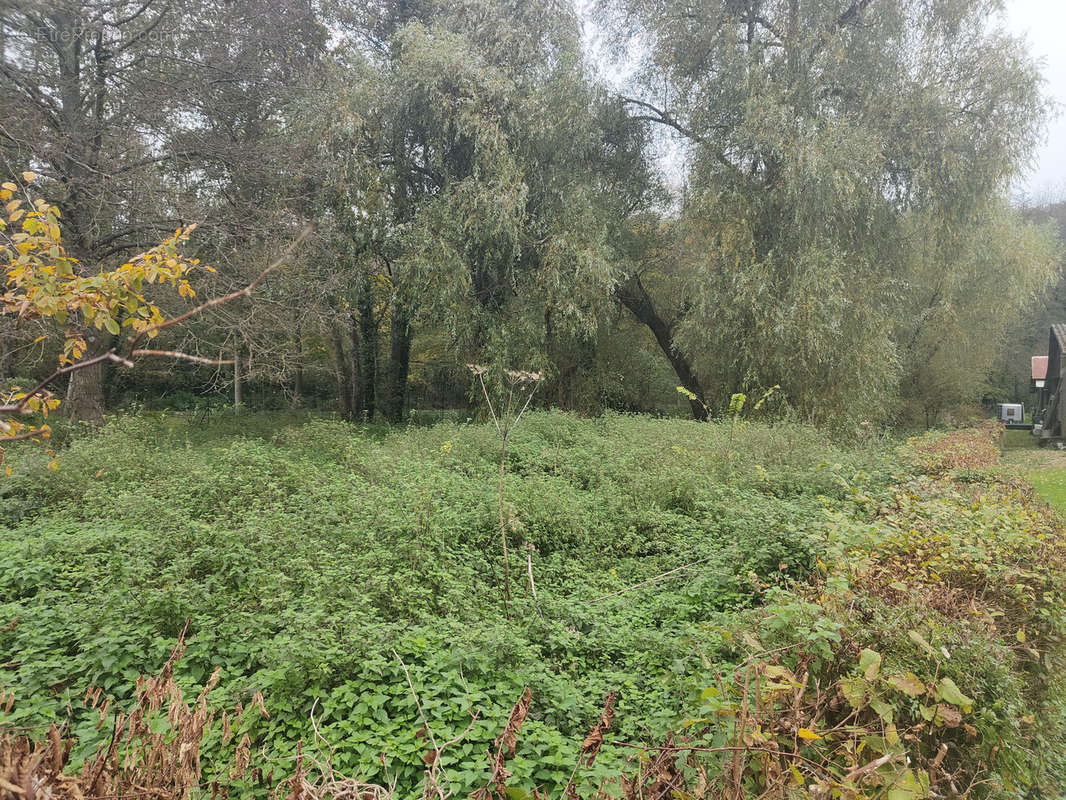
[1,414,1064,798]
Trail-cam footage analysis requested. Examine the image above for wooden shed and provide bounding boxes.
[1039,324,1066,439]
[1034,355,1049,414]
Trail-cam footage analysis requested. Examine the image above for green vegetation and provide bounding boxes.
[1000,430,1066,515]
[1,0,1060,432]
[2,0,1064,796]
[1026,468,1066,515]
[2,415,1064,797]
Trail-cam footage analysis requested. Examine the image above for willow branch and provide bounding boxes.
[623,98,709,145]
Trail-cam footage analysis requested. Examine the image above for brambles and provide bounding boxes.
[905,421,1004,475]
[0,626,273,800]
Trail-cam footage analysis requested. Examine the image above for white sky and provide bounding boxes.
[1001,0,1066,201]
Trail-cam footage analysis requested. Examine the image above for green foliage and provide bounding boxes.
[2,416,1064,796]
[0,411,889,794]
[599,0,1059,426]
[721,427,1066,797]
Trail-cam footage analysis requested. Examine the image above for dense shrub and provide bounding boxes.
[1,414,1062,797]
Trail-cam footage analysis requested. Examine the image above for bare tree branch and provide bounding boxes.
[126,223,314,351]
[1,224,312,419]
[132,349,235,366]
[0,351,134,415]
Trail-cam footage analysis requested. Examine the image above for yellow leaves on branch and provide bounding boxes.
[0,172,207,464]
[0,383,58,449]
[1,175,202,365]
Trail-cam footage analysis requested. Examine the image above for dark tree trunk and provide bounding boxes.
[65,334,107,424]
[615,276,708,421]
[348,311,363,418]
[357,285,378,419]
[327,325,353,419]
[294,326,304,402]
[66,362,106,424]
[384,301,412,424]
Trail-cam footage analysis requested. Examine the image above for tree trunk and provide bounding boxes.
[615,276,708,421]
[101,329,122,405]
[357,285,378,420]
[349,311,363,418]
[65,334,107,424]
[294,329,304,402]
[327,325,352,419]
[233,348,243,411]
[384,301,412,424]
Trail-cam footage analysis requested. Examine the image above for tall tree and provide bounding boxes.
[313,0,650,420]
[601,0,1058,423]
[0,0,325,420]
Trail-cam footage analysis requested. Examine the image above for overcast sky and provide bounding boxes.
[1002,0,1066,201]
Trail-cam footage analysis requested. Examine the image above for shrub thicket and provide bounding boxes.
[0,414,1062,797]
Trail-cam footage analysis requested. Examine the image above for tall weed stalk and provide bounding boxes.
[469,365,542,612]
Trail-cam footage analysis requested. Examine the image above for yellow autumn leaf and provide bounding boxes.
[797,728,822,741]
[21,171,35,182]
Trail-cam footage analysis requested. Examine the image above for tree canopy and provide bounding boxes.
[1,0,1059,426]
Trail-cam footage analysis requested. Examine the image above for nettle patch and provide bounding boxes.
[1,418,1063,798]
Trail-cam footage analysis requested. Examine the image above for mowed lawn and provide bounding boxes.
[1001,428,1066,513]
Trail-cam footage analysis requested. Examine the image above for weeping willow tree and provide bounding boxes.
[601,0,1061,424]
[897,202,1062,422]
[308,0,656,418]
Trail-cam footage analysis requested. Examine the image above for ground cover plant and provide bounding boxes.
[1,415,1064,798]
[1000,429,1066,516]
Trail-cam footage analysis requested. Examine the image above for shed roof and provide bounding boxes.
[1052,323,1066,353]
[1034,356,1049,380]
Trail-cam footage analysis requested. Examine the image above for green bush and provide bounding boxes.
[2,413,1061,797]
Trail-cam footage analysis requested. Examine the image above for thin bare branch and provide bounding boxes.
[132,349,234,366]
[585,558,713,604]
[0,351,133,415]
[126,223,313,352]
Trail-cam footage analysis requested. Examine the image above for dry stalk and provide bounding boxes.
[467,366,542,614]
[470,687,532,800]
